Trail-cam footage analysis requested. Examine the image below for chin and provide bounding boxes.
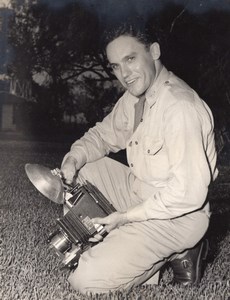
[129,90,144,98]
[127,86,141,97]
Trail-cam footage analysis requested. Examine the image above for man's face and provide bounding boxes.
[106,35,157,97]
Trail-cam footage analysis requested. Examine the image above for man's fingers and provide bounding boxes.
[61,157,77,184]
[92,217,108,225]
[61,166,75,183]
[64,177,74,185]
[89,234,103,243]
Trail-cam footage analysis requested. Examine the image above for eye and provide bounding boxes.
[111,64,119,71]
[127,56,135,62]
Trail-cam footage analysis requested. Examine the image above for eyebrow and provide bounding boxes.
[109,51,137,66]
[123,52,137,61]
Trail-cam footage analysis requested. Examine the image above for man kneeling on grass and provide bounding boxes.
[60,22,218,294]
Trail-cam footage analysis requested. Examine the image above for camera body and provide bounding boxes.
[24,164,115,269]
[48,181,116,269]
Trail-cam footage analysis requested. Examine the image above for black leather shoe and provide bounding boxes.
[169,239,209,286]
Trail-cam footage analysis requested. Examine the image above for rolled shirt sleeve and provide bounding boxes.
[62,93,134,170]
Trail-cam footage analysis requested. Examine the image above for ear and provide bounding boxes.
[150,42,161,60]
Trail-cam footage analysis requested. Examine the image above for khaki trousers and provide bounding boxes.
[67,157,209,294]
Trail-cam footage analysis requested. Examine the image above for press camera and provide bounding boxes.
[25,164,116,269]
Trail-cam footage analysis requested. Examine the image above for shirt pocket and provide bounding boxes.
[142,136,163,155]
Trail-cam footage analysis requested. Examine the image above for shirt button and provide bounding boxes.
[130,163,134,167]
[129,141,132,147]
[140,118,143,122]
[135,141,138,145]
[165,80,169,84]
[147,149,150,153]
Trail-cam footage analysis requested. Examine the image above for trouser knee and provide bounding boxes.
[68,269,89,294]
[77,157,108,184]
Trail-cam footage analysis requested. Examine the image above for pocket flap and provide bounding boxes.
[143,136,163,155]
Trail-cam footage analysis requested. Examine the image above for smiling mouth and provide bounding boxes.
[126,79,136,86]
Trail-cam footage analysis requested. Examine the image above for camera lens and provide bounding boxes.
[49,230,71,255]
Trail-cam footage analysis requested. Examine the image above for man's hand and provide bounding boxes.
[61,156,78,185]
[89,212,128,243]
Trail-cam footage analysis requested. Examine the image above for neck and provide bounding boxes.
[143,61,163,97]
[155,60,163,79]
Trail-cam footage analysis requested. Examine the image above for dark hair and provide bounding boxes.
[101,19,157,51]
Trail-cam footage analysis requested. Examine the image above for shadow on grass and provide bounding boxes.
[206,209,230,263]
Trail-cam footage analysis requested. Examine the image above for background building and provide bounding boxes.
[0,6,24,132]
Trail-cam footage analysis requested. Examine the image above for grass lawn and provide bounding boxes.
[0,139,229,299]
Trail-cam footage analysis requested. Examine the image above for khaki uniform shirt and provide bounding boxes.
[65,66,218,221]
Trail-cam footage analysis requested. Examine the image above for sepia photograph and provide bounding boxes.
[0,0,229,299]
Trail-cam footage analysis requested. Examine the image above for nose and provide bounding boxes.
[120,64,131,78]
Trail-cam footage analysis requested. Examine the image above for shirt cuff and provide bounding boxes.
[126,202,148,222]
[62,151,87,170]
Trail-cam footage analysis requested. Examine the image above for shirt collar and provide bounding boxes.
[145,66,170,106]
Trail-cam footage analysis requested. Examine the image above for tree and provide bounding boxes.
[8,0,116,133]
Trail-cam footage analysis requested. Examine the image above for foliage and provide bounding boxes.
[8,0,115,130]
